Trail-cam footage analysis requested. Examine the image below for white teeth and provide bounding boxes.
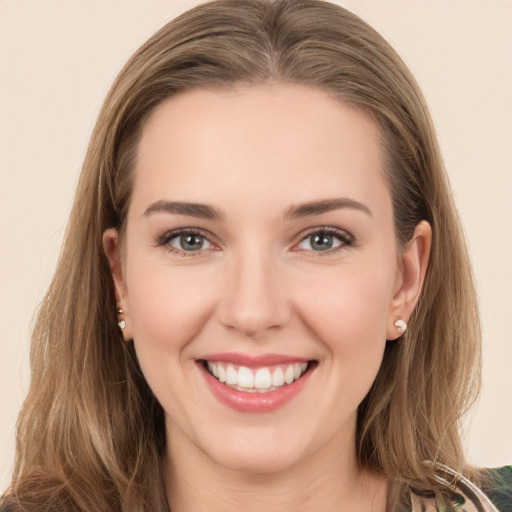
[254,368,272,389]
[284,365,295,384]
[238,366,255,388]
[271,367,285,387]
[226,365,237,385]
[295,362,307,379]
[217,365,227,383]
[205,360,310,392]
[207,361,219,378]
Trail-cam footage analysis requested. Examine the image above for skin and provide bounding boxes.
[104,83,431,512]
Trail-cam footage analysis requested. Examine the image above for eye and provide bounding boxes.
[169,233,212,251]
[157,229,215,255]
[296,228,353,252]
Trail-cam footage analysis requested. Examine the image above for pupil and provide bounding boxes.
[181,234,203,251]
[312,234,332,250]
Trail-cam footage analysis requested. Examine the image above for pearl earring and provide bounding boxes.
[117,308,126,330]
[394,319,407,335]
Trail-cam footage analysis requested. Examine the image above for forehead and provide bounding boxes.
[130,83,390,219]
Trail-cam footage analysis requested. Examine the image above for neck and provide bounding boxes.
[162,422,387,512]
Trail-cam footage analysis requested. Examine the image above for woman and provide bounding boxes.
[2,0,510,510]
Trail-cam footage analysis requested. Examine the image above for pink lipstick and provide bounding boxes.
[198,353,316,413]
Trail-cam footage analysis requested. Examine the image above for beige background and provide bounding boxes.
[1,0,511,491]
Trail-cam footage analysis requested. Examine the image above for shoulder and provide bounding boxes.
[481,466,512,512]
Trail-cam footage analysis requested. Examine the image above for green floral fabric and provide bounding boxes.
[409,466,512,511]
[483,466,512,512]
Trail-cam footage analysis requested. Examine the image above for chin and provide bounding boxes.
[198,427,309,475]
[212,447,302,475]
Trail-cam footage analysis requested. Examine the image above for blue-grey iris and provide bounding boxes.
[180,234,204,251]
[311,234,333,251]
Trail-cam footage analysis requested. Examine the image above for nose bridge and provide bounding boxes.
[217,241,290,337]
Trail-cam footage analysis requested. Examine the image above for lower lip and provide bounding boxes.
[199,363,314,413]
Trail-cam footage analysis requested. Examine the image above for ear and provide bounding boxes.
[387,220,432,340]
[103,228,132,340]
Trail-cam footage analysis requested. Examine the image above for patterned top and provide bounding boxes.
[410,465,512,511]
[484,466,512,511]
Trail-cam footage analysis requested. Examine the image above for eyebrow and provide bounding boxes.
[143,197,371,221]
[143,200,223,220]
[284,198,372,219]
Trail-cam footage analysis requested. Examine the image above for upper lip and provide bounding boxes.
[199,352,312,368]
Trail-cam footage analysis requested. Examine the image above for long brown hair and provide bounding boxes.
[3,1,481,510]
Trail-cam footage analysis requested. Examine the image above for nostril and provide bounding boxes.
[215,271,292,337]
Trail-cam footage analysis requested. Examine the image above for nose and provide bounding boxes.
[216,246,291,338]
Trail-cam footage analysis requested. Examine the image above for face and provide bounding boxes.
[105,84,429,475]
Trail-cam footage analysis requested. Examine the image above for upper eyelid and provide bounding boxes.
[296,226,354,242]
[157,227,217,245]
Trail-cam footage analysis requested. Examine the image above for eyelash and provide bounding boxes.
[295,226,355,256]
[156,228,216,257]
[156,226,354,257]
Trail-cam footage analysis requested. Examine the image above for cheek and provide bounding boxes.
[291,262,394,399]
[125,262,223,427]
[127,264,220,347]
[294,265,393,344]
[123,218,219,332]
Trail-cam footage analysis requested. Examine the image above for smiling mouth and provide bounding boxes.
[200,360,316,393]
